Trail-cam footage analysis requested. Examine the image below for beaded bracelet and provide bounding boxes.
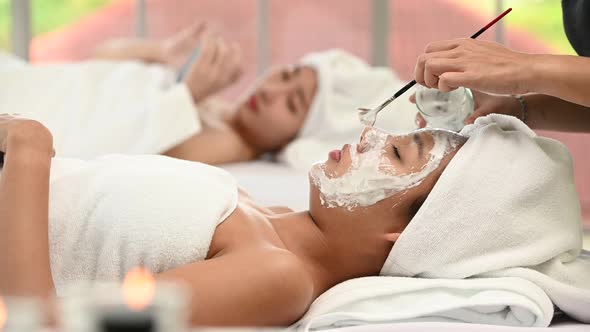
[513,95,528,124]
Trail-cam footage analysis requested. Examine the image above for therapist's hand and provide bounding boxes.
[414,38,535,95]
[184,33,243,102]
[410,90,523,128]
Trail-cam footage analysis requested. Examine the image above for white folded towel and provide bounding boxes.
[0,52,200,158]
[382,114,590,322]
[46,155,238,294]
[293,276,554,331]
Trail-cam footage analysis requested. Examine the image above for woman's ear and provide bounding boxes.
[384,233,401,243]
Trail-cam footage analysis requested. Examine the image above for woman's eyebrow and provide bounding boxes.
[293,66,312,109]
[413,134,424,158]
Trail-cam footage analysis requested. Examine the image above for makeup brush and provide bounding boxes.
[358,7,513,126]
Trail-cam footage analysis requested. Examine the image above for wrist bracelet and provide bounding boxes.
[513,95,528,124]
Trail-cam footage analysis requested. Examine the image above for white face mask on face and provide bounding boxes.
[310,128,466,210]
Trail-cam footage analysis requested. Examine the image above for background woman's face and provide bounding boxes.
[235,65,317,152]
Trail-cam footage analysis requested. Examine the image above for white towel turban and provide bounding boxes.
[380,114,590,322]
[278,49,417,169]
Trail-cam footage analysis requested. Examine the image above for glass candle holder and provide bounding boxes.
[0,296,43,332]
[415,86,474,132]
[58,281,188,332]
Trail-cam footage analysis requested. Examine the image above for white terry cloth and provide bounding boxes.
[278,49,417,169]
[381,114,590,322]
[293,276,554,331]
[0,51,200,158]
[45,155,238,294]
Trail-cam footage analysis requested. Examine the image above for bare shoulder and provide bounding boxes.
[237,247,315,323]
[156,247,315,326]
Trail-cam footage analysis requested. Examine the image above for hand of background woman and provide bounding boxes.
[183,33,243,102]
[410,90,522,128]
[160,22,207,71]
[0,115,54,157]
[414,38,534,95]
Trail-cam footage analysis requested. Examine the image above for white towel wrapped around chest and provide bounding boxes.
[47,155,238,294]
[0,52,200,158]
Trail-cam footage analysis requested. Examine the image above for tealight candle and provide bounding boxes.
[59,269,188,332]
[0,296,43,332]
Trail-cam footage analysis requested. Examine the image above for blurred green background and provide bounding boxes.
[0,0,575,54]
[0,0,112,50]
[451,0,575,54]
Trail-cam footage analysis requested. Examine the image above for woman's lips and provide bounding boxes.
[248,96,258,113]
[329,144,349,162]
[329,149,342,162]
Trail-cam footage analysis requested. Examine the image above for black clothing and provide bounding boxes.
[562,0,590,56]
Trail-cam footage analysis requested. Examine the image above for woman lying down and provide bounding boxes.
[0,113,586,327]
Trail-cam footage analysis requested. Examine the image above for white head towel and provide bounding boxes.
[381,114,590,322]
[278,49,417,169]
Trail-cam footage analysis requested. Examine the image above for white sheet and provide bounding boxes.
[322,320,589,332]
[222,161,310,211]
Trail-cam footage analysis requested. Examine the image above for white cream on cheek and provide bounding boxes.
[310,128,465,209]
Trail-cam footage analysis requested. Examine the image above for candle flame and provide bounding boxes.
[0,297,6,329]
[122,267,155,311]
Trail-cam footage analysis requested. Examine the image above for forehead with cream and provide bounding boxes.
[310,127,466,209]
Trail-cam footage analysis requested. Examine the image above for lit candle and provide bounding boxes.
[99,268,156,332]
[59,268,188,332]
[0,296,43,332]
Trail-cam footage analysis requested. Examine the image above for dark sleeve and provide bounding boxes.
[562,0,590,56]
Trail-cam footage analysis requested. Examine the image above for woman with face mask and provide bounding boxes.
[0,112,586,327]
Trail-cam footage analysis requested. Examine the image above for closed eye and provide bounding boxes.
[287,98,297,114]
[393,145,401,160]
[281,70,290,82]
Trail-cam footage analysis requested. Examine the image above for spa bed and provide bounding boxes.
[221,161,590,332]
[323,320,589,332]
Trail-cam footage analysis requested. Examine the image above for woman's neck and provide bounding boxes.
[226,114,266,159]
[268,212,390,297]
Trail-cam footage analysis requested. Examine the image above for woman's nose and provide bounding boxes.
[358,127,376,153]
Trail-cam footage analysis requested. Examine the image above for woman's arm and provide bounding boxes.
[462,91,590,133]
[156,248,314,326]
[519,93,590,132]
[531,54,590,107]
[94,39,165,64]
[163,127,257,165]
[414,39,590,107]
[413,89,590,133]
[94,23,205,70]
[0,118,54,297]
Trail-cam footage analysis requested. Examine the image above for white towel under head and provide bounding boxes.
[47,155,238,294]
[293,276,554,331]
[381,114,589,322]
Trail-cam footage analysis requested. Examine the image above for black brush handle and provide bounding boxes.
[393,80,417,99]
[0,151,4,168]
